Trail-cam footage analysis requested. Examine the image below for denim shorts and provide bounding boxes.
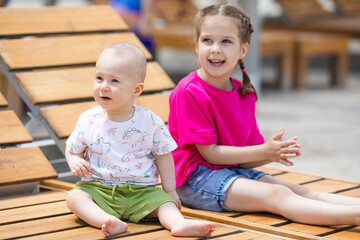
[177,165,268,212]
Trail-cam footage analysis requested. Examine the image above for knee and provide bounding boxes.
[66,189,90,209]
[269,184,294,200]
[287,183,316,199]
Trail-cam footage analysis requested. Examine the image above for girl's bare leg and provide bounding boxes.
[260,175,360,206]
[224,177,360,226]
[154,202,216,237]
[66,189,128,236]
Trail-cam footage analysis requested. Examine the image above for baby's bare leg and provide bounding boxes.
[66,189,128,236]
[156,202,216,237]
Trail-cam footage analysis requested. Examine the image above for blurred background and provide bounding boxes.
[1,0,359,181]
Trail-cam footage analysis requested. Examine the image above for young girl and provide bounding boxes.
[168,3,360,226]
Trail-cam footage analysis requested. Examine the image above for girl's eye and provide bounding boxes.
[202,38,211,43]
[223,39,232,44]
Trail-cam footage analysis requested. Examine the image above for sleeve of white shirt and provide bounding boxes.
[66,112,87,154]
[151,114,178,156]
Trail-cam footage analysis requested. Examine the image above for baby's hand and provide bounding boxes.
[265,128,301,166]
[68,158,91,177]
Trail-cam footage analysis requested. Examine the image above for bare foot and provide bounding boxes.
[171,219,216,237]
[101,218,128,237]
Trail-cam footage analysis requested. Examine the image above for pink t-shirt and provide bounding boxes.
[168,71,265,187]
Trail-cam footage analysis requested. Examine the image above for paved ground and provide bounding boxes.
[257,74,360,182]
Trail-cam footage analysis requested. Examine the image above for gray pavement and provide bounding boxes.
[257,74,360,182]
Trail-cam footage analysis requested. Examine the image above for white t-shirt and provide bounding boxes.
[66,105,177,186]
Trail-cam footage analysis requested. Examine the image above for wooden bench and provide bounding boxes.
[0,180,289,240]
[0,5,175,154]
[152,0,350,89]
[1,166,358,239]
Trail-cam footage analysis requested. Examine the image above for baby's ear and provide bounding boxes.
[134,82,145,96]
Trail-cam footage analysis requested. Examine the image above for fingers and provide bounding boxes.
[271,127,285,141]
[71,160,90,177]
[279,159,294,167]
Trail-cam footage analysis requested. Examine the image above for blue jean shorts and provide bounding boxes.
[177,165,268,212]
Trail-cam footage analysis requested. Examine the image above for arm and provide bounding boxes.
[156,152,181,209]
[195,128,301,167]
[65,148,91,178]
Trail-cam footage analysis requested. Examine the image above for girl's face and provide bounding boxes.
[196,15,248,89]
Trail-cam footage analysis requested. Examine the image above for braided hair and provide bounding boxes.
[194,3,257,99]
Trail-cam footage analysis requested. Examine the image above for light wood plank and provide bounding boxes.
[15,62,174,104]
[0,201,69,225]
[303,179,358,193]
[0,5,128,36]
[272,172,321,184]
[284,222,356,237]
[0,147,57,186]
[0,32,152,70]
[0,91,7,108]
[0,214,86,239]
[326,227,360,240]
[39,92,171,139]
[0,110,33,145]
[0,191,66,210]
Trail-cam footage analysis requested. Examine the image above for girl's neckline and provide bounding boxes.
[195,70,239,94]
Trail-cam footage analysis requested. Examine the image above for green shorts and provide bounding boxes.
[73,181,175,223]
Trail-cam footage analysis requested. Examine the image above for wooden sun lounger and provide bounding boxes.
[0,5,174,153]
[0,3,359,240]
[1,180,289,240]
[154,167,360,240]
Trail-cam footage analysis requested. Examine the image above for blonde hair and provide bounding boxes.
[194,3,257,99]
[101,42,147,82]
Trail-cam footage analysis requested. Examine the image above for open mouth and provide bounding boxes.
[101,96,111,100]
[209,59,225,66]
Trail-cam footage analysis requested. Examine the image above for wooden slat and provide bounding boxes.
[0,214,86,240]
[0,147,57,186]
[39,92,171,139]
[0,32,152,70]
[0,91,7,108]
[181,208,324,240]
[303,179,359,193]
[0,110,33,145]
[272,172,321,185]
[0,191,66,210]
[0,5,128,37]
[15,62,174,105]
[0,201,69,225]
[326,227,360,240]
[284,222,359,238]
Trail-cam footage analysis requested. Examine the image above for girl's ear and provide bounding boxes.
[134,82,144,97]
[239,43,249,59]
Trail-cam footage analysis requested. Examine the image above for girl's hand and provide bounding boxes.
[166,190,182,210]
[265,128,301,166]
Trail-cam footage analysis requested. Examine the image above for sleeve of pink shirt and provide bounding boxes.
[173,87,218,148]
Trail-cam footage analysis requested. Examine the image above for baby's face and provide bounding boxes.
[93,50,142,116]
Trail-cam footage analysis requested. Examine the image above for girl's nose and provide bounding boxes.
[211,43,221,54]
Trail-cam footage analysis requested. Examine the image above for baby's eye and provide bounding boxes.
[111,79,119,83]
[223,39,232,44]
[96,76,103,81]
